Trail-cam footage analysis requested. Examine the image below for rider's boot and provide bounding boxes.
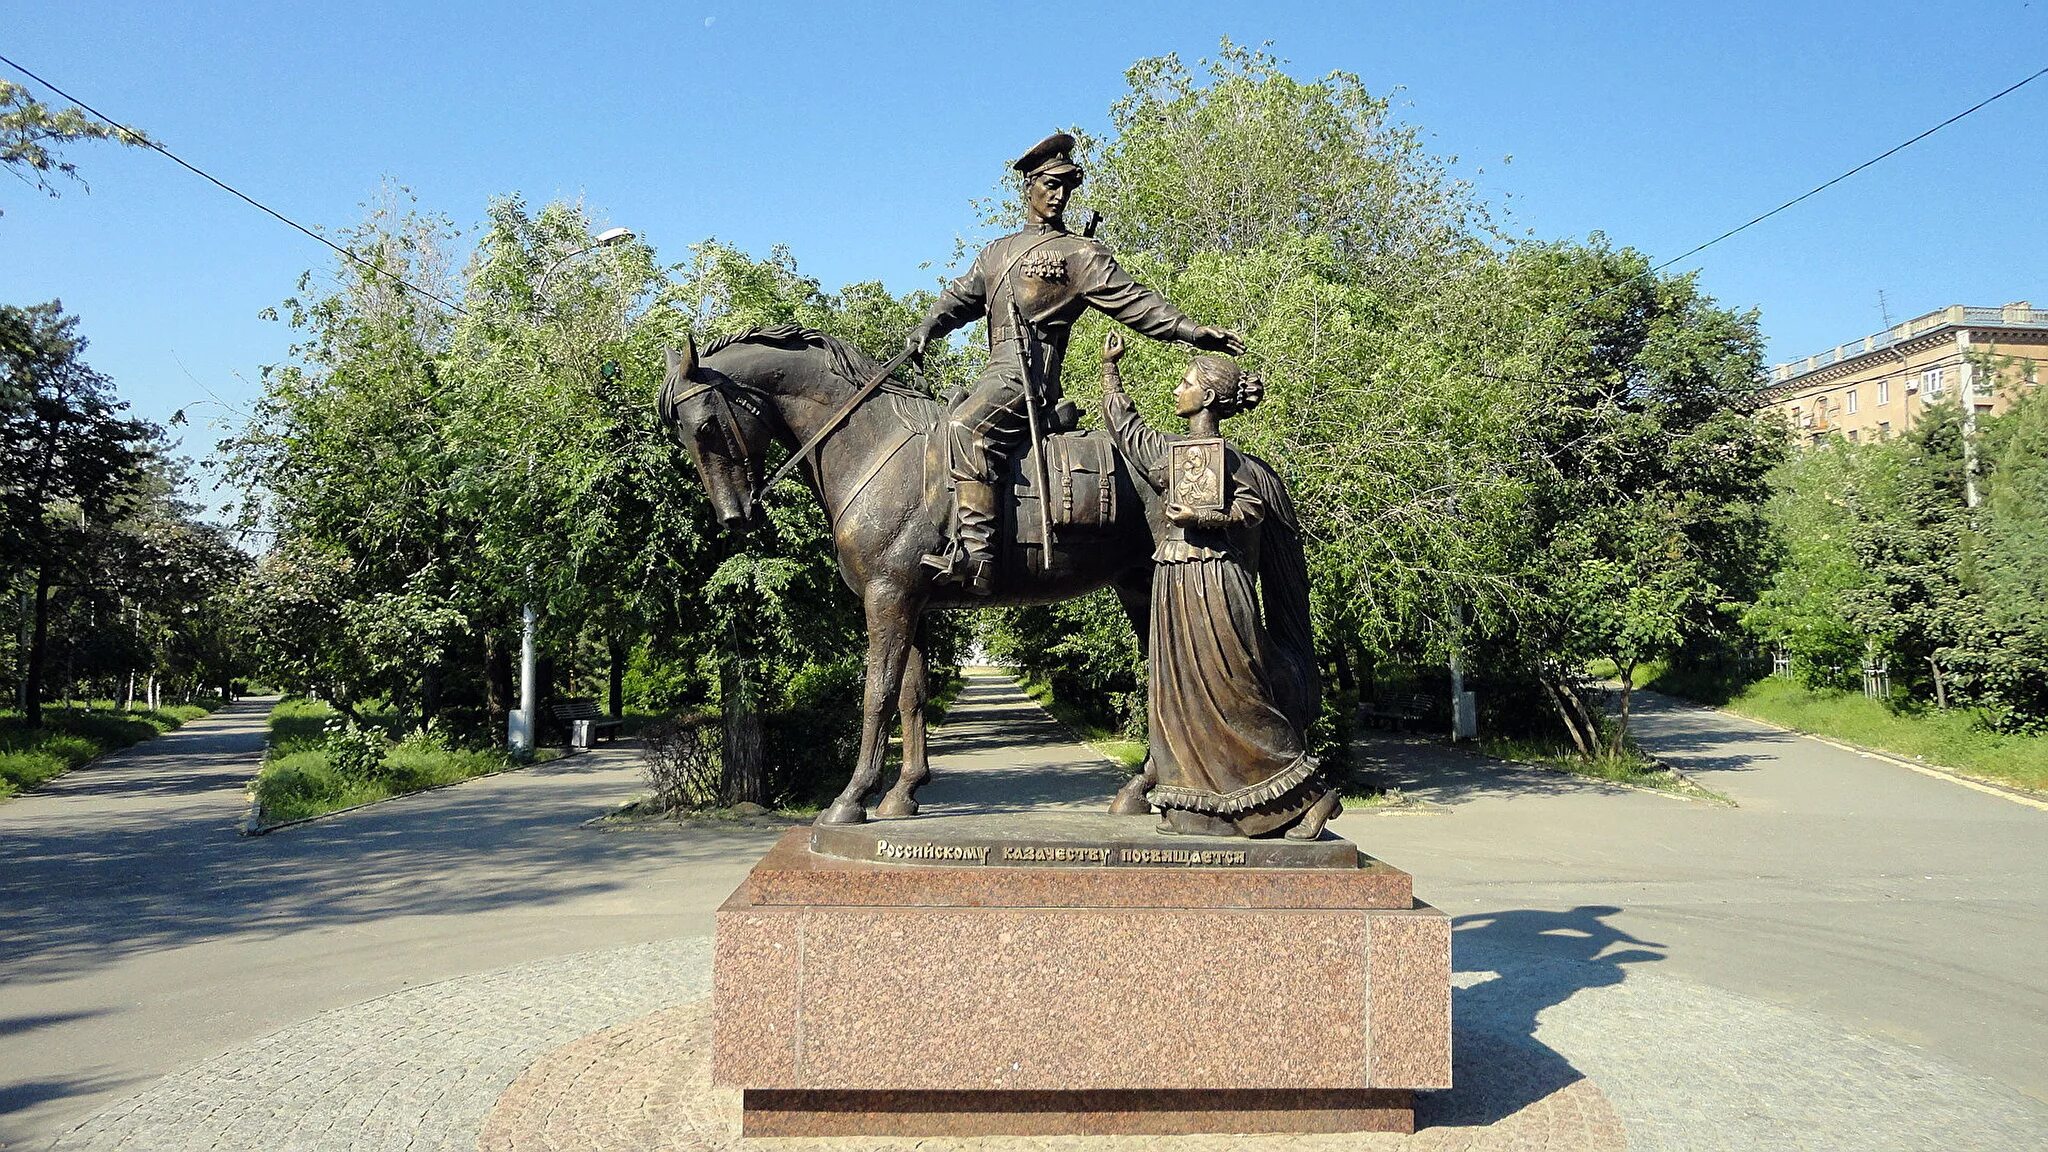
[921,480,998,596]
[955,480,997,595]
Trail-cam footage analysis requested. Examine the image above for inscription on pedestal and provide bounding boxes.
[812,812,1356,871]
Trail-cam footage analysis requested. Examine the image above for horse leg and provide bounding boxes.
[1108,576,1157,816]
[876,626,930,818]
[819,584,918,826]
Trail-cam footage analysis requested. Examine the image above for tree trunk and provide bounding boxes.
[24,563,53,728]
[1331,639,1356,695]
[1537,671,1598,758]
[1927,656,1949,711]
[419,660,442,734]
[1611,663,1636,757]
[607,639,626,719]
[720,659,765,806]
[485,632,513,744]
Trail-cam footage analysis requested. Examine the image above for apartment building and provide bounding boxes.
[1766,302,2046,445]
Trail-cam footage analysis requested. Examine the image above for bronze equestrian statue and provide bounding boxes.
[659,324,1158,826]
[906,133,1245,595]
[658,134,1334,839]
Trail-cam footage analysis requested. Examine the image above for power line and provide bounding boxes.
[0,51,470,317]
[1473,62,2048,387]
[1570,62,2048,318]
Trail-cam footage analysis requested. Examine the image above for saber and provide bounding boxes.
[1011,299,1056,569]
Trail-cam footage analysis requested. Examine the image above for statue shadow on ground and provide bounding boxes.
[1419,905,1665,1129]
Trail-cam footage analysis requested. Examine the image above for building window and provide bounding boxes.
[1878,421,1891,439]
[1922,367,1944,397]
[1847,429,1859,443]
[1846,388,1858,414]
[1877,378,1890,404]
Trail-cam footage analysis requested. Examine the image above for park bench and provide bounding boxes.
[1360,692,1435,732]
[551,696,625,747]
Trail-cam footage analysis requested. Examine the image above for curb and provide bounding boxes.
[1708,705,2048,813]
[1437,736,1734,806]
[240,747,579,836]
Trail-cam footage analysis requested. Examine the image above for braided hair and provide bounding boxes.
[1188,354,1264,416]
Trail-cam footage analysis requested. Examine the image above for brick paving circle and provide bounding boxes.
[479,1000,1626,1151]
[44,934,2048,1151]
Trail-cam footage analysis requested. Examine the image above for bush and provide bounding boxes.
[322,717,388,780]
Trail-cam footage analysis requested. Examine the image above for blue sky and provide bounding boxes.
[4,1,2046,460]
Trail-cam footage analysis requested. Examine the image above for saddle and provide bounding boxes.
[921,404,1126,573]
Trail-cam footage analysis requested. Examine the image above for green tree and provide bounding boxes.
[0,301,154,724]
[1492,241,1782,753]
[1,79,145,212]
[1744,440,1872,686]
[1970,386,2048,728]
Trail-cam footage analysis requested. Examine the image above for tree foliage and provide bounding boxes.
[1,79,145,212]
[2,301,243,722]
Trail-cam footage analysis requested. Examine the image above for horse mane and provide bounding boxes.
[701,322,887,388]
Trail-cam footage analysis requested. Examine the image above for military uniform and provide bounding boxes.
[912,134,1217,592]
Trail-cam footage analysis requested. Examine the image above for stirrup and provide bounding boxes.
[920,546,966,582]
[921,549,995,596]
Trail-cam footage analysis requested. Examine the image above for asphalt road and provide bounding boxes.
[1346,687,2048,1104]
[0,699,783,1148]
[2,675,2044,1149]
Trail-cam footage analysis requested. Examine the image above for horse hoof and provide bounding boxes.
[816,801,868,826]
[1108,794,1150,816]
[875,795,919,818]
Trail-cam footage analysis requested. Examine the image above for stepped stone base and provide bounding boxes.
[713,824,1451,1138]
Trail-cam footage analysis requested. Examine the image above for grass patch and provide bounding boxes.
[1013,674,1146,770]
[1483,735,1731,803]
[1585,658,1665,688]
[1709,677,2048,792]
[250,699,556,827]
[0,700,219,798]
[1340,786,1416,810]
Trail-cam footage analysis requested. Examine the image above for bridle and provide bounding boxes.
[664,344,919,508]
[663,369,779,502]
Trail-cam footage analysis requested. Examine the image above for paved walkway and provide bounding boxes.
[0,701,781,1148]
[6,673,2047,1149]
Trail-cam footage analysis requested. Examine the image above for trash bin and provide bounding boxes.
[571,718,594,750]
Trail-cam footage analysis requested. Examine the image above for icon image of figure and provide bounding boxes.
[1174,442,1222,513]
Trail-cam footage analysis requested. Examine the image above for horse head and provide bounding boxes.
[659,335,773,530]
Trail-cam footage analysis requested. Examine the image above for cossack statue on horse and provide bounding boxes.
[906,133,1245,595]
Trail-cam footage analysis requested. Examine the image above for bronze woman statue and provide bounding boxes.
[1101,334,1341,840]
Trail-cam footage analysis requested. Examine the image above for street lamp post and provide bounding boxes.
[507,226,636,754]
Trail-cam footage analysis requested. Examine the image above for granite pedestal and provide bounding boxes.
[712,815,1451,1137]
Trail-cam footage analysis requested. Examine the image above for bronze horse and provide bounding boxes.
[659,324,1157,825]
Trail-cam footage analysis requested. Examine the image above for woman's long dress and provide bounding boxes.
[1104,390,1321,836]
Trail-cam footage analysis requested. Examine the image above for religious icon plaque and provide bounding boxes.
[1170,437,1226,515]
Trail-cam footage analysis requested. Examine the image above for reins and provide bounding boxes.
[666,343,925,507]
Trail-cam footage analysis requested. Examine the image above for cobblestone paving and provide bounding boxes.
[42,939,711,1152]
[479,1001,1627,1151]
[44,932,2048,1151]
